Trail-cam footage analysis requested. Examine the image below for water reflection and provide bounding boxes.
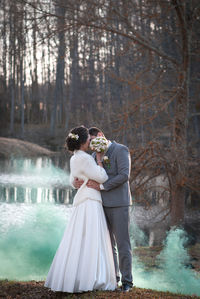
[0,157,74,204]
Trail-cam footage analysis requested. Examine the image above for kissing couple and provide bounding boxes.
[45,126,133,293]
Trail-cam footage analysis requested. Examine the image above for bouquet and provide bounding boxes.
[90,136,108,153]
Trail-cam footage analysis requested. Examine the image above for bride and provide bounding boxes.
[44,126,116,293]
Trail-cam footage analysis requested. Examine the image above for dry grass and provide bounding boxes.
[0,280,199,299]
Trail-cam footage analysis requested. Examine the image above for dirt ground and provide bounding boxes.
[0,280,200,299]
[2,245,200,298]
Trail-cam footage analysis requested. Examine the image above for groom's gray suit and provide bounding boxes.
[94,141,133,286]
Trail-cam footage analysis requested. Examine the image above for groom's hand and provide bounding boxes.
[73,178,84,189]
[86,179,100,191]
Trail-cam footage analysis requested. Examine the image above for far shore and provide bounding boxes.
[0,137,58,159]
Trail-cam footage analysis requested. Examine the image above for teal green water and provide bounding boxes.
[0,157,70,203]
[0,157,72,279]
[0,203,72,281]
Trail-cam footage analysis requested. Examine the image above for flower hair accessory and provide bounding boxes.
[90,136,108,153]
[68,133,79,140]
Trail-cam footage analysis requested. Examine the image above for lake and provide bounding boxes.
[0,156,75,280]
[0,157,200,296]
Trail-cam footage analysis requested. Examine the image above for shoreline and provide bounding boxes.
[0,137,58,159]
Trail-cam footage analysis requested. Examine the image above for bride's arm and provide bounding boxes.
[81,154,108,184]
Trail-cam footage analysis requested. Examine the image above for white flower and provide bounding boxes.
[103,155,111,168]
[90,136,108,153]
[68,133,79,140]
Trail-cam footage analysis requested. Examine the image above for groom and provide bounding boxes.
[74,127,133,292]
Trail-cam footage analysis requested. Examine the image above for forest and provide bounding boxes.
[0,0,200,227]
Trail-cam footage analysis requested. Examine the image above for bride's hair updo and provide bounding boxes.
[66,126,89,152]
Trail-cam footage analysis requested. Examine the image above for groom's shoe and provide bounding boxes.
[121,283,132,292]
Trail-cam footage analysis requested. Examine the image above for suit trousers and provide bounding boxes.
[103,206,133,286]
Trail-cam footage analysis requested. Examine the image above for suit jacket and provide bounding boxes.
[93,141,132,207]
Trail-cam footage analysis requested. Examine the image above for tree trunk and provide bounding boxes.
[20,58,25,138]
[170,0,190,227]
[31,3,39,122]
[50,0,66,136]
[9,4,16,135]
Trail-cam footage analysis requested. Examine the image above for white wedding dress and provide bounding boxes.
[44,150,116,293]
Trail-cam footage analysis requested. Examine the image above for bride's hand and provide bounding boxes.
[87,179,100,191]
[96,152,104,163]
[73,178,84,189]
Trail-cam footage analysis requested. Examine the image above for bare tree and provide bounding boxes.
[0,0,199,227]
[50,0,66,135]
